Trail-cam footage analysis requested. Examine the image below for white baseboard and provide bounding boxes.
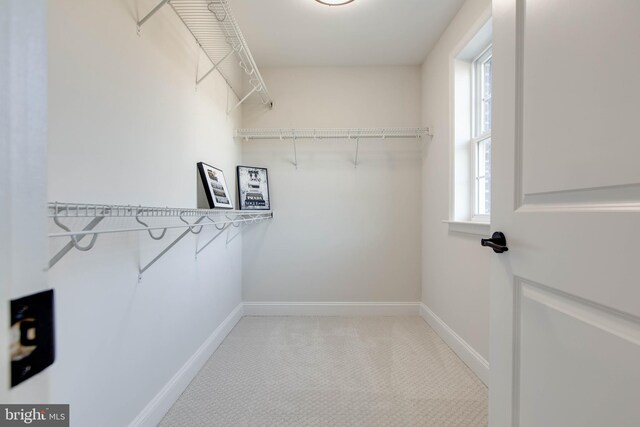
[128,303,244,427]
[419,303,489,385]
[243,301,421,316]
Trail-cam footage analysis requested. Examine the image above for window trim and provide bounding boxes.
[446,13,492,235]
[442,219,491,237]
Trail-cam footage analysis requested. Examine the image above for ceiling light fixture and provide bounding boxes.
[315,0,355,6]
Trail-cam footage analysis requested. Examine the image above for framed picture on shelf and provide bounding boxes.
[237,166,270,210]
[197,162,233,209]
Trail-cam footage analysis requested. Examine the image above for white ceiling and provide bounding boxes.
[231,0,466,67]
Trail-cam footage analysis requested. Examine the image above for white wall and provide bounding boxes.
[242,67,423,304]
[421,0,492,362]
[47,1,244,425]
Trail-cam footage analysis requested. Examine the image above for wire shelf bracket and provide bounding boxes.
[225,223,243,246]
[137,0,171,32]
[138,216,206,282]
[353,136,360,168]
[136,0,273,113]
[195,222,230,256]
[292,136,298,169]
[48,215,105,270]
[47,203,273,280]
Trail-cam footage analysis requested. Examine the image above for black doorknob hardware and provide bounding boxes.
[481,232,509,253]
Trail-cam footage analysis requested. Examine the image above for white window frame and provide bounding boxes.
[445,15,491,236]
[471,44,492,222]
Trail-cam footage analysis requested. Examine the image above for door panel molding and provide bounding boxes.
[519,279,640,346]
[513,276,640,426]
[511,277,523,427]
[519,182,640,212]
[514,0,640,211]
[513,0,526,210]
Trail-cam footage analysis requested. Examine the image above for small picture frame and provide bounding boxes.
[197,162,233,209]
[237,166,270,210]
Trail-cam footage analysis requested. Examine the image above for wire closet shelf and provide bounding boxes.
[235,127,432,141]
[235,128,432,169]
[137,0,272,113]
[47,202,273,275]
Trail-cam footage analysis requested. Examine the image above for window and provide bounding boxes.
[448,18,491,235]
[473,46,492,219]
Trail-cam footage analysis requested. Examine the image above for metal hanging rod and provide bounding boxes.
[137,0,273,112]
[235,127,432,141]
[47,202,273,275]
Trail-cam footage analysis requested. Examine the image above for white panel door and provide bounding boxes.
[490,1,640,426]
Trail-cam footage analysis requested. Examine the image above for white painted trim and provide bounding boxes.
[443,220,490,236]
[128,303,244,427]
[243,301,421,316]
[419,303,489,385]
[448,6,493,223]
[1,0,49,401]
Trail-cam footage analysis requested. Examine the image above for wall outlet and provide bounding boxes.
[10,289,55,387]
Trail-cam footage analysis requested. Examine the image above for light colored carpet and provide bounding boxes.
[159,316,488,426]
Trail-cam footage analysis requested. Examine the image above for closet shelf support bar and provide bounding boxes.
[48,216,105,270]
[196,48,235,86]
[195,223,230,256]
[138,216,206,281]
[354,137,360,168]
[227,84,260,115]
[137,0,170,30]
[226,223,245,246]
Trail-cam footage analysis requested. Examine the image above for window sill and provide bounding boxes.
[442,220,490,236]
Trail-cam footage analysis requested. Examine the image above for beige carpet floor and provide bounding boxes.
[160,316,488,426]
